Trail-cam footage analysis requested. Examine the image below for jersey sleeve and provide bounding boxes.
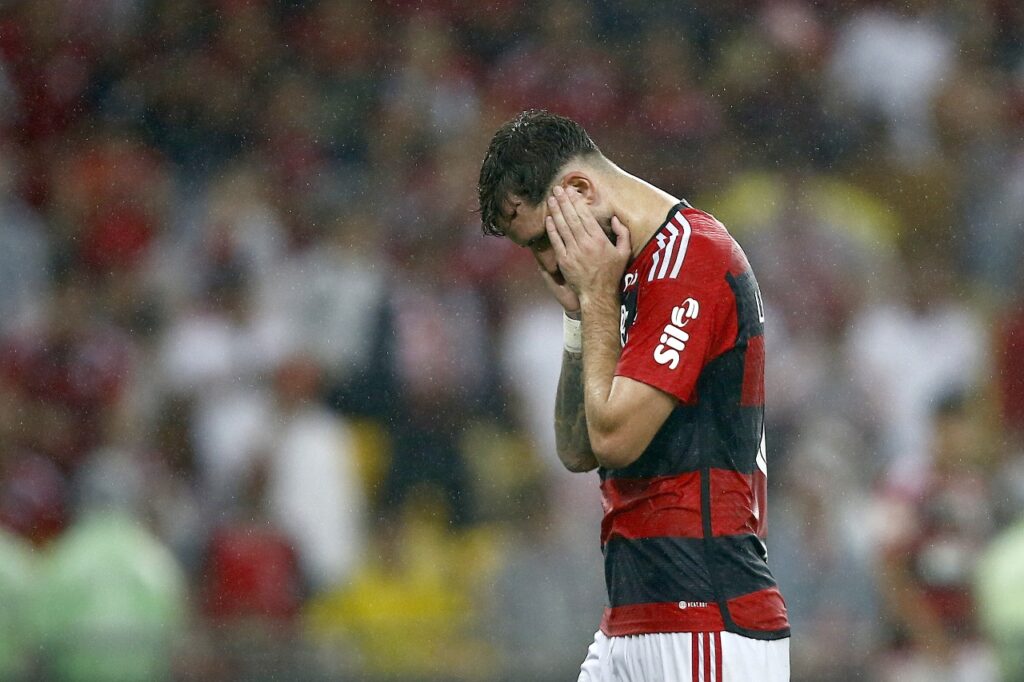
[615,273,727,404]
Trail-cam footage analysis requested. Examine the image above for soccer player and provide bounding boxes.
[477,111,790,681]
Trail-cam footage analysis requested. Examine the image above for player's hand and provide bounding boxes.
[545,185,630,302]
[537,265,581,315]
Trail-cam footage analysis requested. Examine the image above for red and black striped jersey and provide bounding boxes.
[600,201,789,640]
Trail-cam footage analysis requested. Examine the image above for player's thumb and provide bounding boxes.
[612,216,630,257]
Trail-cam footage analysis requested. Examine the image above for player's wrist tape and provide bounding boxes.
[563,312,582,354]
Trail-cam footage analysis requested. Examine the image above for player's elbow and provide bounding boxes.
[589,428,644,470]
[554,440,599,472]
[561,452,598,473]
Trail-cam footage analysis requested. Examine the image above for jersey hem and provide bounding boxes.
[600,619,792,641]
[600,602,790,640]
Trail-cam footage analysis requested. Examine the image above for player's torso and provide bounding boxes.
[599,202,788,640]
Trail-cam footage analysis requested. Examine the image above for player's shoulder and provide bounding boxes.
[684,203,757,281]
[637,202,734,290]
[679,204,736,259]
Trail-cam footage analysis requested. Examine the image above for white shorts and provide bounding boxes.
[578,630,790,682]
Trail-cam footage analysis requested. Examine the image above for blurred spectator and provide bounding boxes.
[258,209,388,387]
[155,160,288,321]
[48,131,169,278]
[828,1,957,163]
[0,527,36,681]
[997,297,1024,438]
[201,451,301,624]
[34,447,186,682]
[485,0,621,129]
[0,271,133,471]
[307,492,493,681]
[287,0,379,162]
[965,141,1024,296]
[0,378,69,544]
[487,485,605,681]
[873,393,999,682]
[381,14,480,148]
[928,29,1024,296]
[374,236,494,526]
[975,518,1024,682]
[159,257,288,502]
[0,142,48,334]
[845,246,988,488]
[144,395,207,572]
[200,450,305,679]
[771,418,878,681]
[717,17,845,173]
[0,2,101,150]
[622,24,724,192]
[265,355,366,590]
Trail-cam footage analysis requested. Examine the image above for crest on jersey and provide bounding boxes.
[619,287,638,347]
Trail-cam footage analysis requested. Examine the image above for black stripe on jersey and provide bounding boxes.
[726,270,764,345]
[604,535,779,607]
[603,349,763,480]
[604,536,714,606]
[710,534,774,600]
[694,348,763,474]
[603,406,701,480]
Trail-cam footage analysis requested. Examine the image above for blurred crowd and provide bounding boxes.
[0,0,1023,680]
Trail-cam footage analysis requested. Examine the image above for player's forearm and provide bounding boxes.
[579,289,632,467]
[554,350,599,472]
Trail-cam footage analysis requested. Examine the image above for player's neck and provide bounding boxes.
[608,171,681,259]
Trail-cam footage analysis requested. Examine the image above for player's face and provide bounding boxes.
[503,196,567,285]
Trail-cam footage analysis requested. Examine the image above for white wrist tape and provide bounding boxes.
[563,313,582,354]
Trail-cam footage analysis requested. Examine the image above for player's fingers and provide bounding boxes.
[566,189,602,239]
[612,216,631,258]
[552,186,587,240]
[538,265,581,312]
[536,264,560,295]
[547,195,578,251]
[545,214,569,260]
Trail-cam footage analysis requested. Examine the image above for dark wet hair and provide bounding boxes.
[477,110,600,237]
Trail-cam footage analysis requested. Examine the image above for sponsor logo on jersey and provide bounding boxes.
[677,601,710,610]
[653,297,699,370]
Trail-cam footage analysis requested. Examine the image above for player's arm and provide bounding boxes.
[547,188,676,469]
[576,279,675,468]
[535,256,599,473]
[553,343,599,472]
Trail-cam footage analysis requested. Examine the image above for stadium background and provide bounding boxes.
[0,0,1022,680]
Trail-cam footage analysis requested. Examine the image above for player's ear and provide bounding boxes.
[560,172,597,204]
